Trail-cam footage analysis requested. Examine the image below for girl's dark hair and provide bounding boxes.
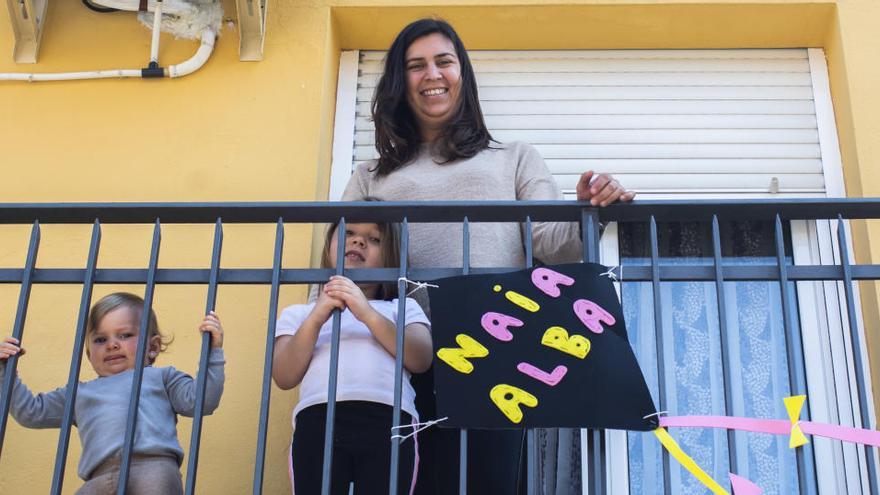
[320,206,401,300]
[371,18,492,176]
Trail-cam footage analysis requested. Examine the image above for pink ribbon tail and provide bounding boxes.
[660,415,880,447]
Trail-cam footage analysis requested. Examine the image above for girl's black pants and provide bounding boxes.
[292,401,416,495]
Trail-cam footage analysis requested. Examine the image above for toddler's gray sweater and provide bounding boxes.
[0,348,224,480]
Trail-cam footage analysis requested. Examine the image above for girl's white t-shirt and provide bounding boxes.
[275,298,430,423]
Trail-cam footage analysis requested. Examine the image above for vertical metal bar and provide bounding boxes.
[117,219,162,495]
[582,209,600,264]
[774,214,817,495]
[649,216,671,494]
[711,216,738,476]
[0,221,40,458]
[586,431,595,494]
[593,431,605,495]
[253,218,285,494]
[321,217,347,495]
[460,216,469,495]
[836,215,879,494]
[185,218,224,495]
[462,216,470,275]
[50,220,101,495]
[581,209,605,495]
[525,216,537,495]
[586,431,605,495]
[389,218,410,495]
[524,216,533,266]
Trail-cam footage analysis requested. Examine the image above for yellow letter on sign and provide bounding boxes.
[436,334,489,374]
[541,326,591,359]
[490,384,538,424]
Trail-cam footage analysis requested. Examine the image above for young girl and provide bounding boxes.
[272,220,433,495]
[0,292,225,495]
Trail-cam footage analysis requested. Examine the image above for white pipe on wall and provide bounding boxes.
[150,1,164,64]
[168,29,216,78]
[0,69,142,82]
[91,0,193,15]
[0,28,216,82]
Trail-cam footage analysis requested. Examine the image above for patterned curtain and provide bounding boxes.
[537,220,810,494]
[621,220,804,495]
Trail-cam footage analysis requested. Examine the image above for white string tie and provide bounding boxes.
[600,265,622,282]
[643,411,668,420]
[398,277,439,296]
[391,417,448,442]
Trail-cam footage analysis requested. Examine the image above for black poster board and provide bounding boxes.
[428,263,658,430]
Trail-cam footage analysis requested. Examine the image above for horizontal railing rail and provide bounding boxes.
[0,198,879,224]
[1,265,879,285]
[0,199,877,495]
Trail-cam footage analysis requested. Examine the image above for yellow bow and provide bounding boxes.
[784,395,808,448]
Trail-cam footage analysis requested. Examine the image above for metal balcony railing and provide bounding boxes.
[0,199,878,495]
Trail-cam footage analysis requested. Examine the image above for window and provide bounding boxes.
[330,48,871,494]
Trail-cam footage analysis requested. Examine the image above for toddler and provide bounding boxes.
[0,292,225,495]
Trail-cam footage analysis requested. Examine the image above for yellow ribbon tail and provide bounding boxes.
[653,427,730,495]
[789,425,809,448]
[783,395,807,423]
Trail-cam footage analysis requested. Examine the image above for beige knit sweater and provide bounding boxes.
[341,141,583,271]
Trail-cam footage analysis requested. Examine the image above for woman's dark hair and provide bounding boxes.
[371,18,492,176]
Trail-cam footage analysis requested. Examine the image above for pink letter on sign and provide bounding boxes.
[531,268,575,298]
[481,312,523,342]
[573,299,615,334]
[517,362,568,386]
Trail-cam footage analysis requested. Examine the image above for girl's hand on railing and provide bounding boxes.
[311,289,346,324]
[324,275,375,323]
[199,312,224,349]
[0,336,24,360]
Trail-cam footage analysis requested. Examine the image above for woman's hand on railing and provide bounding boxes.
[0,336,24,360]
[576,171,636,207]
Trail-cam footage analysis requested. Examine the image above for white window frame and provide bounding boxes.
[328,50,361,202]
[599,49,874,495]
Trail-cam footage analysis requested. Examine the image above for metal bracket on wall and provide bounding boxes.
[235,0,267,61]
[6,0,48,63]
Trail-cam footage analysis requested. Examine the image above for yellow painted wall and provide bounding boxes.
[1,0,880,493]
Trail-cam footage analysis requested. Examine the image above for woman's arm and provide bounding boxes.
[514,142,635,264]
[514,143,585,264]
[272,296,343,390]
[340,162,369,201]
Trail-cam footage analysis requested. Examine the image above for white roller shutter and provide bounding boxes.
[333,49,834,198]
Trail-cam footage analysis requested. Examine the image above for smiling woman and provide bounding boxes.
[341,17,636,494]
[404,33,463,143]
[369,19,491,178]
